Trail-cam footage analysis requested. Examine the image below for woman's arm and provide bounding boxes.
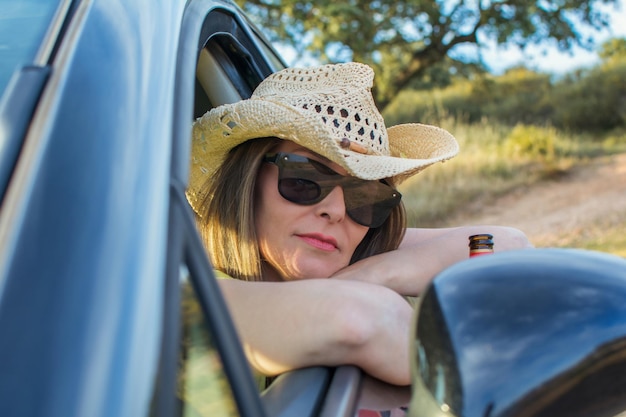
[332,225,533,296]
[218,278,413,386]
[399,225,532,251]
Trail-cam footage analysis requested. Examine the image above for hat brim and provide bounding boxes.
[187,98,459,212]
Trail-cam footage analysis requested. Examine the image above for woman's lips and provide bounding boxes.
[297,233,338,251]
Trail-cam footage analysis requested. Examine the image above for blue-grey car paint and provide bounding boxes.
[0,0,185,416]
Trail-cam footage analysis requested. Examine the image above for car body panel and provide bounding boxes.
[0,0,184,416]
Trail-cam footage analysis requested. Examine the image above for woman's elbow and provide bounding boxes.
[492,225,534,251]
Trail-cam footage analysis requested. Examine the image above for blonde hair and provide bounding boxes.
[196,138,406,281]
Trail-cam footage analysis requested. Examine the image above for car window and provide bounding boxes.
[178,267,239,417]
[0,0,62,98]
[192,7,284,119]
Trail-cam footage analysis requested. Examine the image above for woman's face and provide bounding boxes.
[255,141,369,281]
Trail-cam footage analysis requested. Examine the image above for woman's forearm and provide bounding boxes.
[332,225,533,296]
[400,225,533,252]
[218,278,413,385]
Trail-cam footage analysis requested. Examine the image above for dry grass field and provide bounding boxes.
[429,152,626,257]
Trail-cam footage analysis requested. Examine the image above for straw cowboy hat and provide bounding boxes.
[187,62,459,212]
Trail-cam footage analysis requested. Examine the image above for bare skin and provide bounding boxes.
[217,140,533,386]
[219,277,413,385]
[332,226,533,296]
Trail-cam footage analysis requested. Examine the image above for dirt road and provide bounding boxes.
[445,152,626,249]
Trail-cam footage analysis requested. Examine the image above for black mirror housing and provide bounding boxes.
[409,248,626,417]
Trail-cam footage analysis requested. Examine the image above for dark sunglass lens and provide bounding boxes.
[346,205,375,227]
[344,184,401,228]
[347,198,397,228]
[279,178,322,204]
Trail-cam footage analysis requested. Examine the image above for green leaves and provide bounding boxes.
[237,0,619,110]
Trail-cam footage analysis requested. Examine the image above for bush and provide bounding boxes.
[549,59,626,131]
[383,82,479,126]
[383,59,626,133]
[504,124,557,162]
[472,68,553,125]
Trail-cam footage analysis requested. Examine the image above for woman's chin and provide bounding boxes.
[287,264,343,280]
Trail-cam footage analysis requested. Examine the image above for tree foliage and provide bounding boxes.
[236,0,618,110]
[383,43,626,133]
[599,37,626,61]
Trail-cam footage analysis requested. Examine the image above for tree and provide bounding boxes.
[236,0,618,110]
[599,37,626,62]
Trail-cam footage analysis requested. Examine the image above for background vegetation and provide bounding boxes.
[384,38,626,132]
[237,0,620,110]
[388,39,626,256]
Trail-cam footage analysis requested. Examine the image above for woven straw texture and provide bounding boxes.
[187,63,459,212]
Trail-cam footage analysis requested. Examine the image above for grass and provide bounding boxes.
[579,230,626,258]
[530,214,626,257]
[395,117,626,257]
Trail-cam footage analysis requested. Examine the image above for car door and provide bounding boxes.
[0,1,403,416]
[0,0,188,416]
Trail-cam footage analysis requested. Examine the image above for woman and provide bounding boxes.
[187,63,532,387]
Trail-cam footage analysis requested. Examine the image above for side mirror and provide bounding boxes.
[409,248,626,417]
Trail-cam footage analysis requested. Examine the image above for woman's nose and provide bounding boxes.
[315,186,346,223]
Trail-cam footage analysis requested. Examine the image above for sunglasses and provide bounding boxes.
[263,152,402,228]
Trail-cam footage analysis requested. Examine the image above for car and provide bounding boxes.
[2,1,626,417]
[0,0,401,416]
